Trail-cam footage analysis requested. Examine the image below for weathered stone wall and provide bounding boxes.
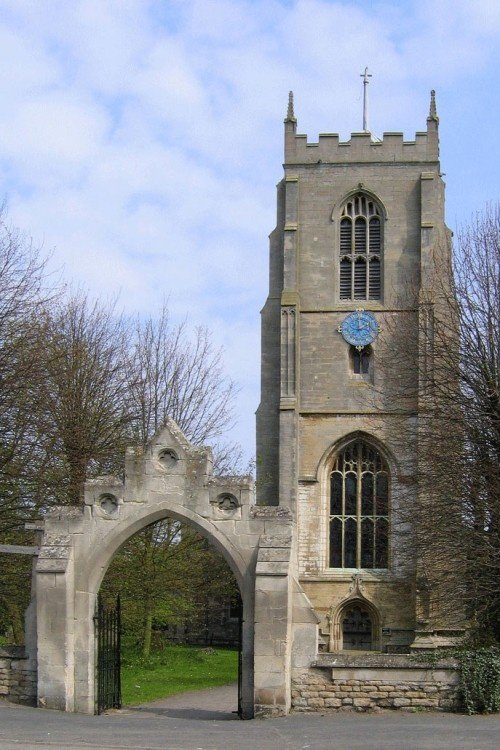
[292,655,460,713]
[0,646,36,705]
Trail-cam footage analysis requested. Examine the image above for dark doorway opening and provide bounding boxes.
[342,604,373,650]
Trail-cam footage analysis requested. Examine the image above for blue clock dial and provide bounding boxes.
[338,310,379,348]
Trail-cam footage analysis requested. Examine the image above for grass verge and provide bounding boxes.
[121,643,238,705]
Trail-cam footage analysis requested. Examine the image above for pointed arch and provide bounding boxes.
[333,189,385,301]
[331,186,389,221]
[329,589,382,652]
[80,502,249,596]
[317,430,399,481]
[318,432,394,572]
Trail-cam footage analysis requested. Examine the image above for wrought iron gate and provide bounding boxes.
[94,594,122,714]
[237,611,243,718]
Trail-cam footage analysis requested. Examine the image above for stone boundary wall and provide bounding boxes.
[292,655,460,713]
[0,646,37,705]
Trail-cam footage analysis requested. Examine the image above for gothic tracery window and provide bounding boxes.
[329,440,389,569]
[339,193,382,301]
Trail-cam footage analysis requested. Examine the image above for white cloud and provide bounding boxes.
[0,0,498,461]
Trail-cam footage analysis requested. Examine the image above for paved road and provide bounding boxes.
[1,684,499,750]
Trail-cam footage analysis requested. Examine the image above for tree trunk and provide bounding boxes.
[142,607,153,657]
[141,531,155,657]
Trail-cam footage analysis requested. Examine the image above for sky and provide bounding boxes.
[0,0,498,464]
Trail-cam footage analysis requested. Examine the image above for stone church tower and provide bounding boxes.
[256,89,459,654]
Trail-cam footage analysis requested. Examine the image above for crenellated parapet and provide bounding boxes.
[284,90,439,165]
[285,129,438,165]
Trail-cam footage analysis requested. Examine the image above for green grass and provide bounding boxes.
[120,643,238,705]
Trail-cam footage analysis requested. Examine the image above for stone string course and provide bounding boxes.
[292,667,460,713]
[0,648,36,705]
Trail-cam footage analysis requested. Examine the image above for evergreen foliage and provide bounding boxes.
[459,647,500,714]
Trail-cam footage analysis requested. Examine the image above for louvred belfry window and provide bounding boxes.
[329,440,389,569]
[339,194,383,301]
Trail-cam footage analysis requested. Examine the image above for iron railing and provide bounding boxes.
[94,594,121,714]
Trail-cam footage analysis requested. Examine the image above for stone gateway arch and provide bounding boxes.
[34,419,316,717]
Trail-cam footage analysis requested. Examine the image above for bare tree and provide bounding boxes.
[0,210,54,533]
[451,204,499,637]
[110,303,243,654]
[33,292,130,506]
[374,204,499,641]
[0,220,245,645]
[126,304,236,446]
[125,302,243,474]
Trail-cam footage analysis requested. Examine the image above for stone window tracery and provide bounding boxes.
[329,440,389,569]
[339,193,382,301]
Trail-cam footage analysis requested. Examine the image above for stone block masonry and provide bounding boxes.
[0,646,36,705]
[292,655,460,713]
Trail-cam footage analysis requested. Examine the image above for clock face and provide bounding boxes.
[339,310,379,348]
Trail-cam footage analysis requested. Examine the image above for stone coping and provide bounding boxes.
[0,645,26,659]
[312,652,458,669]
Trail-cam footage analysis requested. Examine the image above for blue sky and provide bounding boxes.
[0,0,498,463]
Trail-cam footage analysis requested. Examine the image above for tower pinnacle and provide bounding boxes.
[285,91,296,123]
[428,89,439,122]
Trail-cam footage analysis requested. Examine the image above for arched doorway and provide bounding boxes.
[328,576,382,652]
[98,515,244,714]
[341,603,373,651]
[79,502,253,717]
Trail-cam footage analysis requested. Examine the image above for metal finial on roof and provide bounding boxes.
[428,90,438,121]
[285,91,296,122]
[360,67,372,132]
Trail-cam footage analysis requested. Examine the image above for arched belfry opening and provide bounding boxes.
[337,191,385,302]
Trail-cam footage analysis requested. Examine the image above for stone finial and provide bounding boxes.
[285,90,296,123]
[428,89,438,122]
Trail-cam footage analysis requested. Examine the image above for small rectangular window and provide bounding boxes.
[353,347,370,375]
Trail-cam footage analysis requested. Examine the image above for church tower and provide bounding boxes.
[256,87,459,652]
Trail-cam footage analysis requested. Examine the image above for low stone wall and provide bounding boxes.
[0,646,37,705]
[292,654,460,713]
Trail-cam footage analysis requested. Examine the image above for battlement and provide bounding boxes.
[284,90,439,165]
